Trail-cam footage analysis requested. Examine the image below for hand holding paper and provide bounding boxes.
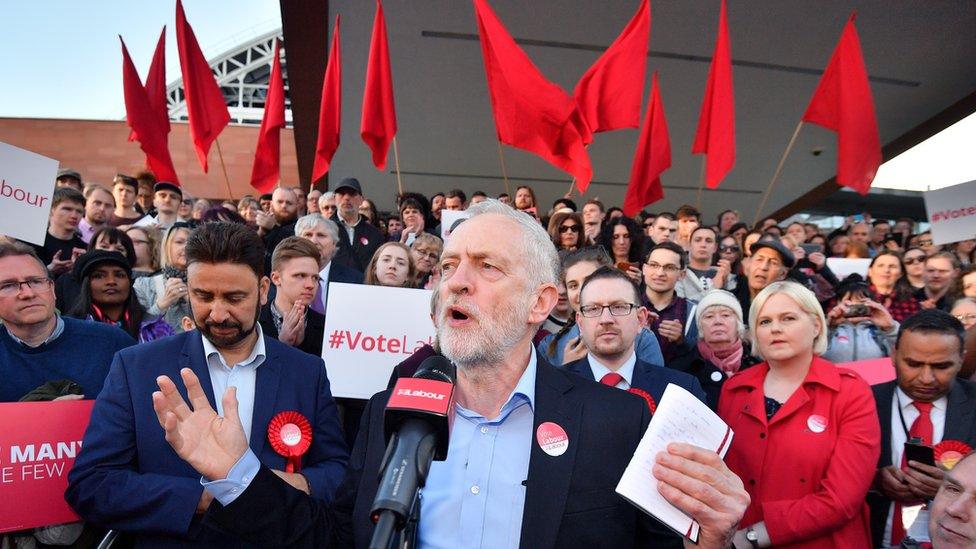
[616,384,747,548]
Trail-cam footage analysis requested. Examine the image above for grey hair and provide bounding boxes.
[696,304,746,340]
[463,199,559,288]
[295,214,340,243]
[318,191,335,209]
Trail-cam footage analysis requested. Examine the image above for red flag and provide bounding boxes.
[120,37,180,184]
[361,0,397,171]
[249,39,286,193]
[128,27,170,143]
[623,72,671,215]
[691,0,735,189]
[311,16,342,185]
[573,0,650,133]
[474,0,593,193]
[802,13,881,195]
[176,0,230,172]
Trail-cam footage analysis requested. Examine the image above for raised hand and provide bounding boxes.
[152,368,248,481]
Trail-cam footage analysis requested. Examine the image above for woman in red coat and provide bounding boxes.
[720,281,880,548]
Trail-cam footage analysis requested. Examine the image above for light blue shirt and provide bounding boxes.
[201,324,267,444]
[8,314,65,347]
[587,352,636,390]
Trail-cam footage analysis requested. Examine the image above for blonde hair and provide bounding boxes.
[748,280,828,357]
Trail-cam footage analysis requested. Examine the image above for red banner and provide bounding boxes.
[0,400,94,533]
[836,357,895,386]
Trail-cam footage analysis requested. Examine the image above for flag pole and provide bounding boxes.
[392,136,404,196]
[752,120,804,226]
[214,138,234,200]
[695,157,706,210]
[496,140,511,195]
[566,178,576,197]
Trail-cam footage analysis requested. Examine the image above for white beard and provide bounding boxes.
[436,292,532,371]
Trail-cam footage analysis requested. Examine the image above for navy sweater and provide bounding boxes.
[0,316,135,402]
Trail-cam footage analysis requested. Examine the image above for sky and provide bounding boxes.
[0,1,281,121]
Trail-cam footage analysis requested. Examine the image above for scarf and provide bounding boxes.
[698,339,744,378]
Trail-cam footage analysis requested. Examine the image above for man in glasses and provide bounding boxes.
[642,242,700,363]
[566,265,705,406]
[0,241,134,402]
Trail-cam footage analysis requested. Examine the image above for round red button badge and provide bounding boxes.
[807,414,827,433]
[536,422,569,457]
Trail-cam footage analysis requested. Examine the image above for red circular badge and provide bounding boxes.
[359,236,369,246]
[536,421,569,457]
[935,440,973,470]
[807,414,827,433]
[268,411,313,472]
[628,388,657,414]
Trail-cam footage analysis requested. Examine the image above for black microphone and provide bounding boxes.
[369,356,456,549]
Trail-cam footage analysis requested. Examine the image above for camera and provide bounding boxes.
[844,304,870,318]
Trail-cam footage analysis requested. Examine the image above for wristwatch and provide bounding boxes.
[745,526,760,548]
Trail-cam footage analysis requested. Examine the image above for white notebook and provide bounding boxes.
[615,383,734,543]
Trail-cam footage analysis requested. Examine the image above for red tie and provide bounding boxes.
[891,401,935,545]
[600,372,623,387]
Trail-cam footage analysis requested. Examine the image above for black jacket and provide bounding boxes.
[330,214,383,273]
[258,300,326,358]
[206,354,682,548]
[667,344,761,411]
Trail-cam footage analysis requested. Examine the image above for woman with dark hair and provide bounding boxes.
[359,198,380,227]
[199,206,245,224]
[718,235,743,291]
[547,211,585,252]
[902,246,927,290]
[397,193,435,243]
[55,227,137,313]
[67,250,174,342]
[866,250,920,322]
[597,217,646,284]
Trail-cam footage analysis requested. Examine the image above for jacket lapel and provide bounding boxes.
[565,358,595,381]
[182,331,217,410]
[875,382,895,467]
[520,360,581,548]
[249,337,283,457]
[944,382,976,443]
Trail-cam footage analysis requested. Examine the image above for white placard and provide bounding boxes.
[826,258,871,280]
[322,282,435,399]
[924,179,976,246]
[0,142,59,245]
[440,209,471,241]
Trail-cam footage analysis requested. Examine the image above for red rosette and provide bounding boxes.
[628,388,657,414]
[268,411,313,473]
[934,440,973,471]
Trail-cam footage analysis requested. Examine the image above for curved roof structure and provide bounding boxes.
[166,28,290,126]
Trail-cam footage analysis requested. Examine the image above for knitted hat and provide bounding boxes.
[695,289,744,335]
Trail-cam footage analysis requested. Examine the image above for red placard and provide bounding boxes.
[836,357,896,386]
[0,400,94,533]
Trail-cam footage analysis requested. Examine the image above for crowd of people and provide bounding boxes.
[1,166,976,548]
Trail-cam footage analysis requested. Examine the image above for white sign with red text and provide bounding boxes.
[0,142,59,245]
[323,282,435,399]
[924,179,976,246]
[440,209,471,242]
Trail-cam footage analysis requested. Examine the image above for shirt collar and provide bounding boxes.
[8,313,64,348]
[201,322,267,370]
[895,386,949,412]
[587,352,637,385]
[319,261,332,279]
[339,214,362,229]
[456,346,538,421]
[724,355,841,392]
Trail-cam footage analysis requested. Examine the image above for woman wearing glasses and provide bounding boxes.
[901,247,927,290]
[866,251,921,322]
[547,211,585,252]
[718,235,743,292]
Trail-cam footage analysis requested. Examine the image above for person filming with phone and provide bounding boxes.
[867,309,976,548]
[823,275,899,363]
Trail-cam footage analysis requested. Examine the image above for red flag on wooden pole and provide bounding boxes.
[691,0,735,189]
[474,0,593,193]
[802,12,881,195]
[249,39,286,193]
[623,72,671,215]
[311,16,342,186]
[120,37,180,184]
[361,0,397,171]
[175,0,230,173]
[573,0,650,133]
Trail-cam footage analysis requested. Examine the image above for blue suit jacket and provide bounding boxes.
[564,357,707,408]
[66,331,348,547]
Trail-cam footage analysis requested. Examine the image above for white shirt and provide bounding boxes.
[587,352,637,390]
[202,324,267,444]
[882,387,948,547]
[318,261,332,312]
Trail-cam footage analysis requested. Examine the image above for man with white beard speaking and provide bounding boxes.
[152,200,749,548]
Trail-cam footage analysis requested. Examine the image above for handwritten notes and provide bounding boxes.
[615,384,734,542]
